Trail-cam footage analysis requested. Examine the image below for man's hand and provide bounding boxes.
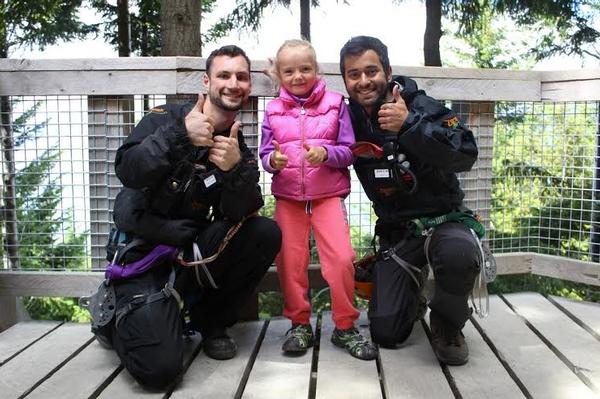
[269,140,289,170]
[209,121,242,171]
[185,93,215,147]
[378,84,409,132]
[304,143,327,165]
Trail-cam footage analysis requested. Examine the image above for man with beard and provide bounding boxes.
[102,45,281,389]
[339,36,480,365]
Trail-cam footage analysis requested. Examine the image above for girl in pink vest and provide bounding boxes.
[260,39,377,360]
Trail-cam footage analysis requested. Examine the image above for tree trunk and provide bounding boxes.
[117,0,131,57]
[424,0,442,66]
[300,0,310,42]
[1,96,20,269]
[160,0,202,56]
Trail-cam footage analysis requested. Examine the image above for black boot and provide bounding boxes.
[429,311,468,365]
[202,327,237,360]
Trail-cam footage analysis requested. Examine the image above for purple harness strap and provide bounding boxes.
[105,245,179,280]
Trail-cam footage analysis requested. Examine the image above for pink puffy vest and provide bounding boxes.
[266,79,351,201]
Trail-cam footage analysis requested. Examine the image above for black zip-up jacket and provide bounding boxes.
[113,102,263,247]
[349,76,478,230]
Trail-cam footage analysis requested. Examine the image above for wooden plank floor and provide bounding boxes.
[1,293,599,399]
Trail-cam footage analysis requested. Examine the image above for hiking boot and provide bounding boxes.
[429,311,469,366]
[203,329,237,360]
[331,327,378,361]
[282,323,314,354]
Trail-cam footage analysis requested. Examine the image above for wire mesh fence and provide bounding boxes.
[0,94,598,271]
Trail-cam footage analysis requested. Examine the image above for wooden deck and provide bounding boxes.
[1,292,599,399]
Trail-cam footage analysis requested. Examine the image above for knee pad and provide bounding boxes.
[370,314,415,347]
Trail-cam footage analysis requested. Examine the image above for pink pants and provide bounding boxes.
[275,197,359,329]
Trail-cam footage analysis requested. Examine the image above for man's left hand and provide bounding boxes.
[378,84,409,132]
[209,121,242,171]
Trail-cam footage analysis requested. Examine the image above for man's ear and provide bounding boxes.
[386,66,393,82]
[202,73,210,89]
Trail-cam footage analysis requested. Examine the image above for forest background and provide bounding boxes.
[3,0,600,321]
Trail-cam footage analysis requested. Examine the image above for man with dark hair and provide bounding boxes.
[339,36,481,365]
[99,45,281,389]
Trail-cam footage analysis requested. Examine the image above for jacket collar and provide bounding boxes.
[278,78,326,107]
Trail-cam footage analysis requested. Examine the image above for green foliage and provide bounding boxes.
[259,194,275,218]
[489,274,600,303]
[491,102,596,260]
[24,296,91,322]
[258,289,368,319]
[12,102,88,320]
[203,0,322,43]
[1,0,95,56]
[90,0,219,54]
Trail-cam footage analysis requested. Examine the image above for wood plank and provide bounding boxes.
[98,333,202,398]
[550,295,600,336]
[542,80,600,101]
[494,252,533,275]
[0,321,60,365]
[242,317,314,399]
[476,295,597,398]
[171,320,264,399]
[26,341,120,399]
[0,323,93,399]
[379,321,454,399]
[0,271,104,297]
[440,318,526,399]
[504,293,600,391]
[315,312,381,399]
[531,254,600,287]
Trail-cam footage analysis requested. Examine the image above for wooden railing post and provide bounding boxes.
[87,96,133,269]
[455,101,495,235]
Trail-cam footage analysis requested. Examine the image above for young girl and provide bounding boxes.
[260,39,377,361]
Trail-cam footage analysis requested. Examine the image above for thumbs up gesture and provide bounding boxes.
[303,143,327,165]
[209,121,241,171]
[269,140,288,170]
[378,83,409,132]
[185,93,216,147]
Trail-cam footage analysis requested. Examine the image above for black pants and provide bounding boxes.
[110,216,281,389]
[369,222,480,347]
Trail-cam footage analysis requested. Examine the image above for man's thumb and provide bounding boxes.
[392,84,401,102]
[194,93,204,111]
[230,121,241,138]
[273,140,281,153]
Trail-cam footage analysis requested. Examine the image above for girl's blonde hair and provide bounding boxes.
[265,39,319,93]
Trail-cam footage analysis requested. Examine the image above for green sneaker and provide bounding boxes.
[331,327,378,361]
[282,323,314,354]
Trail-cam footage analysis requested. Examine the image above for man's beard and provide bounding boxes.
[209,91,244,111]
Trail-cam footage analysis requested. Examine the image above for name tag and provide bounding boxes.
[204,174,217,188]
[374,169,390,179]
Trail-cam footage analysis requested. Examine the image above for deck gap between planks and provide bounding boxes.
[469,315,533,399]
[19,336,96,399]
[0,322,66,367]
[499,294,600,396]
[233,319,270,399]
[308,312,323,399]
[420,319,463,399]
[544,295,600,342]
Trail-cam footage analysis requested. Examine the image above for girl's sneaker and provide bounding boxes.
[282,323,314,353]
[331,327,378,360]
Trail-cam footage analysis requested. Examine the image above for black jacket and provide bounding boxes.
[113,102,263,247]
[349,76,478,229]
